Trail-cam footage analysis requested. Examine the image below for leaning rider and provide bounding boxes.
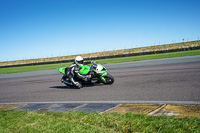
[63,56,93,88]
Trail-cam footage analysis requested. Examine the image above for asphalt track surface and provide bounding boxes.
[0,55,200,104]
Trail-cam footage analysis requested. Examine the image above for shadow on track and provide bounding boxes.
[50,86,78,89]
[50,84,104,90]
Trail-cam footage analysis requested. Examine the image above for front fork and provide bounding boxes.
[100,72,107,82]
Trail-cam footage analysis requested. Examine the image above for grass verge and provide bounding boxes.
[0,110,199,133]
[0,49,200,74]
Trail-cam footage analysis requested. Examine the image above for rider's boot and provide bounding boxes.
[70,77,82,88]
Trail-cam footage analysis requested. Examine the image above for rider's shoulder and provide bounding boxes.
[70,63,77,68]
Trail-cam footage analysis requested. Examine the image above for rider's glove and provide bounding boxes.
[86,75,91,79]
[91,61,96,64]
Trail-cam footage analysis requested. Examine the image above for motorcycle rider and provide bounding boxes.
[62,56,93,88]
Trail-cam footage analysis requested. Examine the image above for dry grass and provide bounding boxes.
[1,40,200,67]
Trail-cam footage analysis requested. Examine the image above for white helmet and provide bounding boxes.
[75,56,83,66]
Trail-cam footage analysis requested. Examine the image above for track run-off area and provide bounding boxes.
[0,55,200,105]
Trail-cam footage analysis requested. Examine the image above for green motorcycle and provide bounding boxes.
[57,62,114,88]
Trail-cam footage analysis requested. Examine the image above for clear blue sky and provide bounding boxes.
[0,0,200,61]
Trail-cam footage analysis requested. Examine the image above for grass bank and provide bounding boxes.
[0,49,200,74]
[0,110,199,133]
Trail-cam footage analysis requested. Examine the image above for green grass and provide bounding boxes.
[0,62,72,75]
[0,110,199,133]
[0,49,200,74]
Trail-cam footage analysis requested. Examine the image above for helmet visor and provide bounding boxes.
[77,60,83,65]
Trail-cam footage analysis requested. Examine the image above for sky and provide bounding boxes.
[0,0,200,62]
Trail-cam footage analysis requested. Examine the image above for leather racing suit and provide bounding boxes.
[66,61,92,87]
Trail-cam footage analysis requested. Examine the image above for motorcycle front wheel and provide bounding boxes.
[103,74,114,85]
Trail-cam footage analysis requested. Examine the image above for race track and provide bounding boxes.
[0,55,200,104]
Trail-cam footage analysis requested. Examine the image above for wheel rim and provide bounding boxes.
[105,77,113,84]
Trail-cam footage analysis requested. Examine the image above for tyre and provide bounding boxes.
[103,73,114,85]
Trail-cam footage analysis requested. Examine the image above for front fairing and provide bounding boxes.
[93,64,107,74]
[93,64,107,82]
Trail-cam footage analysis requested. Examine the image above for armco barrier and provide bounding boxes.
[1,46,200,68]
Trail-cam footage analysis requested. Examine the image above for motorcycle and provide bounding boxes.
[57,62,114,88]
